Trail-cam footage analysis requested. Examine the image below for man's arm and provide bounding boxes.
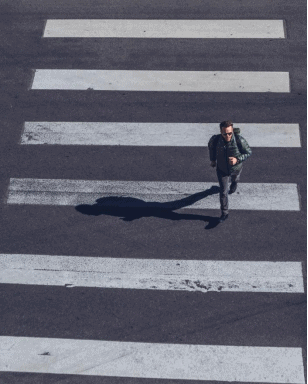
[237,136,252,163]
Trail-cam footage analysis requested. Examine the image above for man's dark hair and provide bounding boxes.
[220,120,233,130]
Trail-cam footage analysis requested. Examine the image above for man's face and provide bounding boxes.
[221,126,233,142]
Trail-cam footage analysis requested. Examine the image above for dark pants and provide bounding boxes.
[216,167,242,215]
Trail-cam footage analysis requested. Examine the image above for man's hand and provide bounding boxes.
[229,157,238,165]
[210,161,216,167]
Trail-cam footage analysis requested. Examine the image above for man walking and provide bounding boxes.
[208,121,252,223]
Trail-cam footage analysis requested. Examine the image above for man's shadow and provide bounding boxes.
[75,185,220,229]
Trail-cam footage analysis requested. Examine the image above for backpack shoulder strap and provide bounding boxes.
[233,127,242,149]
[234,133,243,152]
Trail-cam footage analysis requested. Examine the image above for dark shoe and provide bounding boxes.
[219,214,229,223]
[229,182,237,194]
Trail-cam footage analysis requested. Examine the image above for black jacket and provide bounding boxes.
[208,133,252,174]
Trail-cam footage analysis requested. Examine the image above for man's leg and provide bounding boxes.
[216,168,229,217]
[229,167,243,194]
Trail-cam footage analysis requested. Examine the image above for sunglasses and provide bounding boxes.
[222,132,233,136]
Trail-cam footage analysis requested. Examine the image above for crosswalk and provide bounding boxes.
[6,178,301,210]
[32,69,290,92]
[43,19,286,39]
[0,336,304,382]
[21,122,301,146]
[1,255,304,293]
[1,8,305,384]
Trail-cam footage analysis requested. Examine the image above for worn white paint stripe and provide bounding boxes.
[7,179,300,211]
[31,70,290,93]
[0,337,304,383]
[21,122,301,147]
[0,255,303,293]
[43,19,285,39]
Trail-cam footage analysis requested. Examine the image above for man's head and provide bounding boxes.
[220,120,233,142]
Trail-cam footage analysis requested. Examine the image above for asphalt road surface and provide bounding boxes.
[0,0,306,383]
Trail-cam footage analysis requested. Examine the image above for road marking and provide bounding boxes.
[0,337,304,383]
[43,19,285,39]
[7,179,300,211]
[0,255,303,293]
[31,70,290,93]
[21,122,301,147]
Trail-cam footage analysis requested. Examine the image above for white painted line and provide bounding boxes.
[0,336,304,383]
[43,19,285,39]
[0,255,303,293]
[7,179,300,211]
[31,70,290,93]
[21,122,301,147]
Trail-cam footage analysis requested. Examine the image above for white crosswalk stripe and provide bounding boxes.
[1,255,304,293]
[21,122,301,147]
[0,336,305,383]
[6,178,301,211]
[43,19,286,39]
[31,69,290,92]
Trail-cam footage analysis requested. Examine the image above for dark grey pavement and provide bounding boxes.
[0,0,306,383]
